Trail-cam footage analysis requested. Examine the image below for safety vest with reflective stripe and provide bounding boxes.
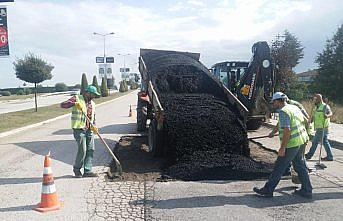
[71,95,95,129]
[278,104,309,148]
[314,103,330,129]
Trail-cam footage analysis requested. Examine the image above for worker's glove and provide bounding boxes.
[74,102,83,111]
[91,125,98,134]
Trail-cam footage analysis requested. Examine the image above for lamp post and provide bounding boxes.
[93,32,115,81]
[118,53,130,81]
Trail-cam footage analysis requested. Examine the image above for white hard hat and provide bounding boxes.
[271,92,287,101]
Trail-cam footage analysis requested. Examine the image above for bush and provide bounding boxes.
[16,90,24,95]
[100,77,109,97]
[1,91,11,96]
[119,81,128,92]
[23,88,32,95]
[55,83,68,92]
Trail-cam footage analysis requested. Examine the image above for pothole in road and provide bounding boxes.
[108,136,277,182]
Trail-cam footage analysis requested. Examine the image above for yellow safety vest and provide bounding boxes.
[314,103,330,129]
[278,104,309,148]
[71,95,95,129]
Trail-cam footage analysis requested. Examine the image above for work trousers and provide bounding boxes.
[307,128,333,160]
[73,129,94,173]
[264,144,312,194]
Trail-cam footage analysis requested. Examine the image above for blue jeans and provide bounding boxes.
[73,129,94,173]
[306,129,333,160]
[264,144,312,194]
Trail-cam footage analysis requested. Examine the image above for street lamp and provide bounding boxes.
[118,53,130,81]
[93,32,115,81]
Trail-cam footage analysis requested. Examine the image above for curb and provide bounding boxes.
[0,91,137,138]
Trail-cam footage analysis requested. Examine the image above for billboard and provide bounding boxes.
[0,7,9,56]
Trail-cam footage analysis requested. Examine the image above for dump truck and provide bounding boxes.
[136,49,251,158]
[211,41,275,129]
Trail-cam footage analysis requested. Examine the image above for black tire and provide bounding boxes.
[246,119,262,130]
[137,96,147,132]
[148,119,164,157]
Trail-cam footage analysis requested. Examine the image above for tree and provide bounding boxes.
[314,24,343,103]
[100,77,109,97]
[55,82,68,92]
[119,80,128,92]
[13,53,54,111]
[91,75,101,96]
[80,73,88,95]
[272,30,304,92]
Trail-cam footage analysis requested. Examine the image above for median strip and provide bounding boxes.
[0,91,133,135]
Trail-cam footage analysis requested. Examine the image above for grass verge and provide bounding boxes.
[0,94,35,101]
[0,91,133,133]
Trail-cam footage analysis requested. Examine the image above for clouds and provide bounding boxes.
[0,0,342,88]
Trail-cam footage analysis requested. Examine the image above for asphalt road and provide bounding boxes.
[0,93,74,114]
[0,91,137,220]
[1,91,343,221]
[149,128,343,221]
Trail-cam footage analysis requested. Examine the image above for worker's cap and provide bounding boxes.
[271,92,287,101]
[85,85,100,96]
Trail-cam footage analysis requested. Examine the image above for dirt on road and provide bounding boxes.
[109,136,277,181]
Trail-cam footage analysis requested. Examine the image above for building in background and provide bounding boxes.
[297,69,318,83]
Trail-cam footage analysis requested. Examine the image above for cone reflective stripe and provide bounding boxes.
[34,153,62,213]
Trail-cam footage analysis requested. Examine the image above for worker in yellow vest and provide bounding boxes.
[61,85,100,178]
[305,94,333,161]
[254,92,312,198]
[268,92,310,176]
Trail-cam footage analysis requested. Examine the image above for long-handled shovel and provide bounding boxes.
[316,125,327,169]
[248,134,279,140]
[80,109,123,177]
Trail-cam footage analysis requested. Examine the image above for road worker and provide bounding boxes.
[61,85,100,178]
[253,92,312,198]
[305,94,334,161]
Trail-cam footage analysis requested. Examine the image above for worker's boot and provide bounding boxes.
[73,169,82,178]
[83,172,98,177]
[253,187,273,198]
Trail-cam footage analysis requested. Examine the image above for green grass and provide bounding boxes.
[0,91,132,133]
[0,94,35,101]
[301,100,343,124]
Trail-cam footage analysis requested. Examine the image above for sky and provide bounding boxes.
[0,0,342,88]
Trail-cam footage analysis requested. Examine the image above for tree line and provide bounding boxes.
[272,24,343,103]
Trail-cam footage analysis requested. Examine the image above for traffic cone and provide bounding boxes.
[129,105,132,117]
[34,152,62,213]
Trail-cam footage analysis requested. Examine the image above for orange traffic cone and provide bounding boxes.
[129,105,132,117]
[34,152,62,213]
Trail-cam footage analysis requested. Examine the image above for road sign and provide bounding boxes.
[96,57,104,63]
[0,7,9,56]
[120,68,130,73]
[106,57,114,63]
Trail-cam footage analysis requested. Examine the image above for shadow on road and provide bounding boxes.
[13,138,116,166]
[0,204,36,213]
[137,191,343,209]
[52,123,136,135]
[0,175,74,186]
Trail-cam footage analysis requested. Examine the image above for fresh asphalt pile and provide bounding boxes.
[146,61,271,180]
